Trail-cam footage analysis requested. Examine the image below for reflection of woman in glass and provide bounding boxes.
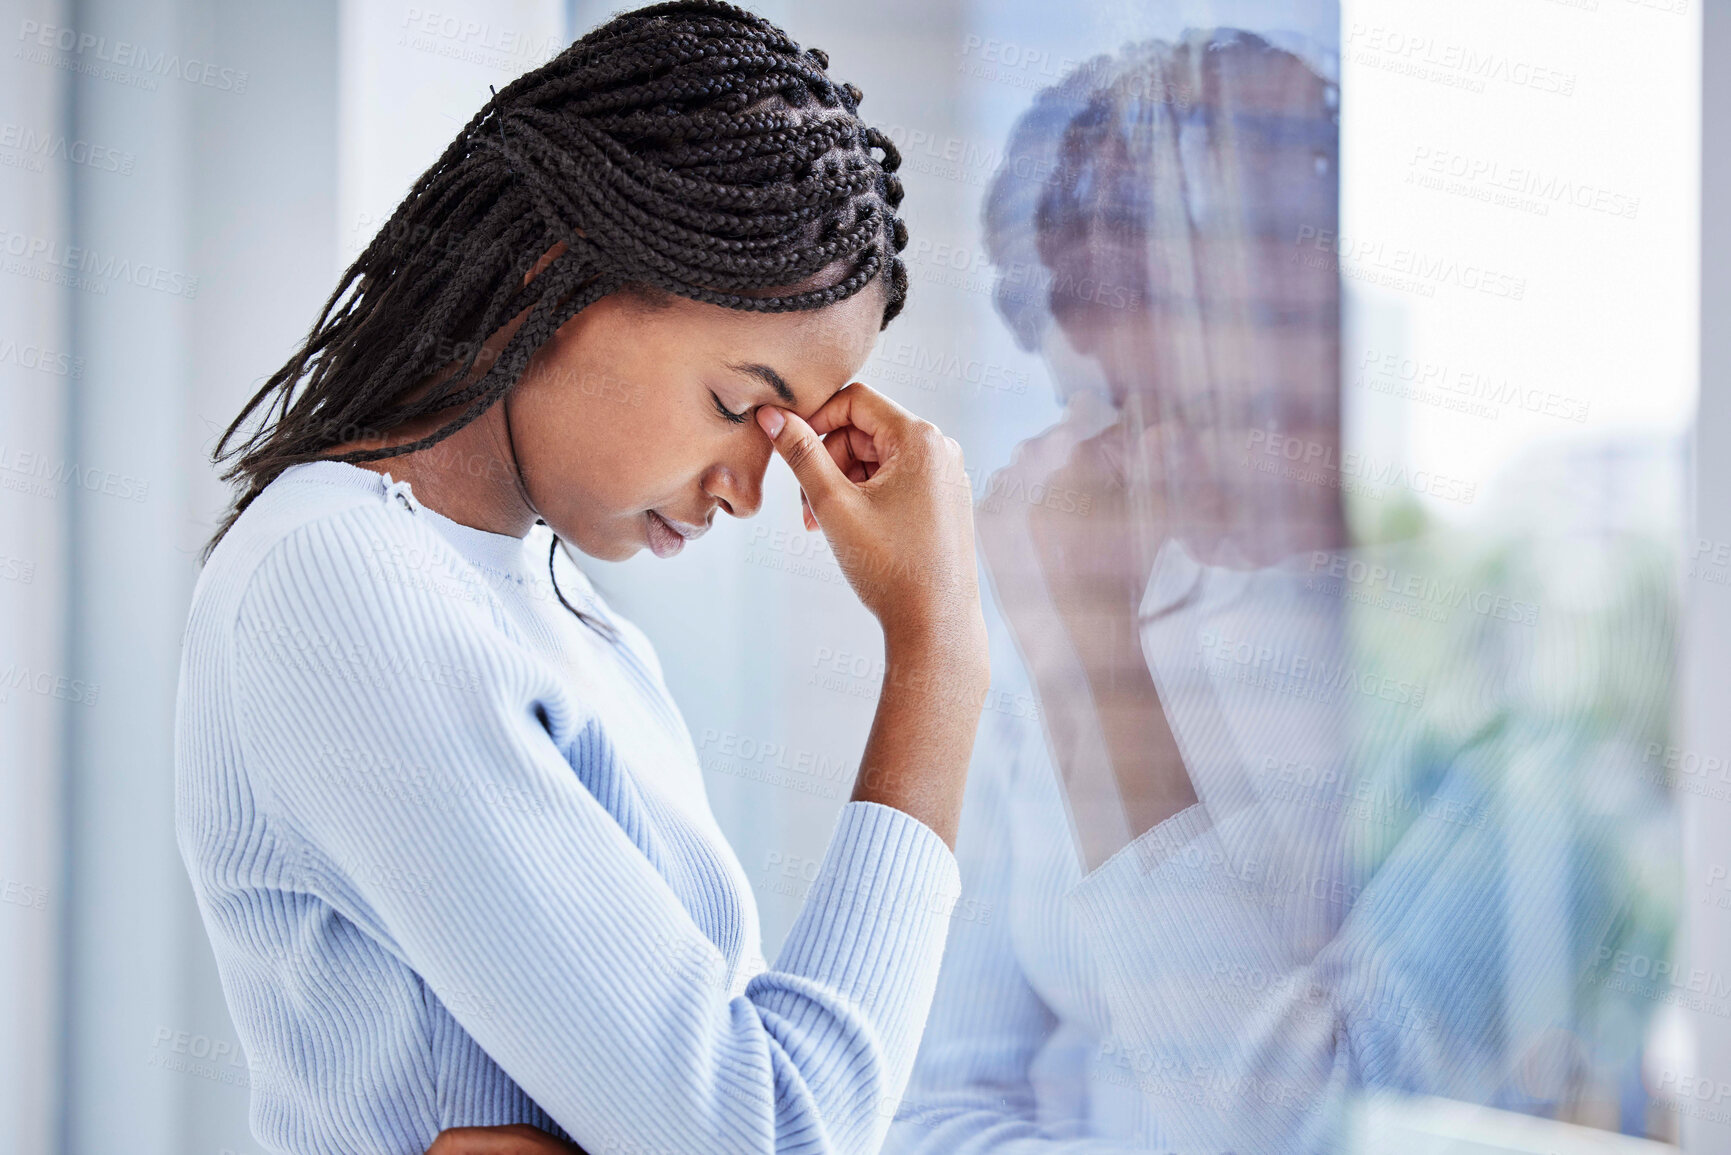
[176,5,990,1154]
[971,31,1347,873]
[888,29,1668,1153]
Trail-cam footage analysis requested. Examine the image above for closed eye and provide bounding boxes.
[710,391,749,425]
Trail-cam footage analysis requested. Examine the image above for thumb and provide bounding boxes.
[757,405,847,512]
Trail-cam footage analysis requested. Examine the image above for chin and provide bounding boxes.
[546,518,641,563]
[577,536,643,563]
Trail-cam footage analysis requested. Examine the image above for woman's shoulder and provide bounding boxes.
[191,462,501,643]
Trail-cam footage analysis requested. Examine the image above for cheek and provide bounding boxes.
[508,376,627,511]
[510,368,712,517]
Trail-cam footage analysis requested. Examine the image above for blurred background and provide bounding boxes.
[0,0,1724,1152]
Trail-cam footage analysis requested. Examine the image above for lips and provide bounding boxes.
[645,510,706,558]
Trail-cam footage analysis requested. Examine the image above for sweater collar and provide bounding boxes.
[280,459,536,579]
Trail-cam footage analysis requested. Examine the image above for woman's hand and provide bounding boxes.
[757,383,985,656]
[426,1124,586,1154]
[757,383,989,848]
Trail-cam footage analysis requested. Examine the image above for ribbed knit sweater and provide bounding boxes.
[174,460,961,1155]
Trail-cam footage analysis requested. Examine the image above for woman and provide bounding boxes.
[175,4,989,1154]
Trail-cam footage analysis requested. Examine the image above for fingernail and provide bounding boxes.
[756,407,786,439]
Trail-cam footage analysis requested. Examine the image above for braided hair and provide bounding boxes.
[208,0,909,556]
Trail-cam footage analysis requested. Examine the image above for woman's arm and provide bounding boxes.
[757,383,990,847]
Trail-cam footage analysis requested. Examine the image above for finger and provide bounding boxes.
[757,405,849,511]
[801,490,817,532]
[806,382,915,449]
[822,427,858,474]
[821,428,874,484]
[844,424,878,468]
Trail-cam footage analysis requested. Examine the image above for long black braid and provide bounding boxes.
[208,0,909,561]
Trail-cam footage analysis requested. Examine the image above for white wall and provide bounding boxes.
[0,2,338,1153]
[0,3,72,1149]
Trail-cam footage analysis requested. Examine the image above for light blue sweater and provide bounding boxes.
[174,460,961,1155]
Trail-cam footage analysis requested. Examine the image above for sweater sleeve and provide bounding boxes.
[229,509,960,1155]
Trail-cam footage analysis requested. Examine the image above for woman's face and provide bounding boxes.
[506,282,884,561]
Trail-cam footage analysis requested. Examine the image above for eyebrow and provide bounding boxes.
[727,361,797,406]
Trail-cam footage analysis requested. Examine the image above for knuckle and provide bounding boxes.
[914,424,952,465]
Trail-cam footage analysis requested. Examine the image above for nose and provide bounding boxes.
[703,434,772,520]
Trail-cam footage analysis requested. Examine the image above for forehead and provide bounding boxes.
[675,282,886,411]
